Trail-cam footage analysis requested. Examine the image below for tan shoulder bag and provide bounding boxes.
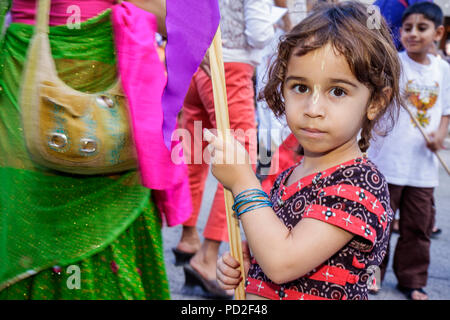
[20,0,137,175]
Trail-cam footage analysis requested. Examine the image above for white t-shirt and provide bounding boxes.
[219,0,274,66]
[368,51,450,188]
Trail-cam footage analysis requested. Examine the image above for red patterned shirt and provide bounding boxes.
[246,156,393,300]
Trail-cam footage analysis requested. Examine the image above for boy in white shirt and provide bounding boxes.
[368,2,450,300]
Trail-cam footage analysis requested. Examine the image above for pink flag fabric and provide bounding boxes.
[112,2,192,226]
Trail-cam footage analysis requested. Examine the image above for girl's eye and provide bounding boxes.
[330,87,346,97]
[293,84,309,94]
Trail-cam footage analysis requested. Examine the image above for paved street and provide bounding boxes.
[162,138,450,300]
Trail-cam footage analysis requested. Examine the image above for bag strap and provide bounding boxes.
[35,0,51,34]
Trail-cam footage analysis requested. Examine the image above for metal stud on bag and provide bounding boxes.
[80,138,97,154]
[96,95,114,108]
[48,132,68,149]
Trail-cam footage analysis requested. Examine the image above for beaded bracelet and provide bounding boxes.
[232,188,272,218]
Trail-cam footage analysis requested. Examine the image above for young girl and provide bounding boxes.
[205,1,402,300]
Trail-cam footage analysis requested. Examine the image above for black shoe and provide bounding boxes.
[431,228,442,239]
[397,285,428,300]
[392,219,399,234]
[183,264,233,299]
[172,248,196,266]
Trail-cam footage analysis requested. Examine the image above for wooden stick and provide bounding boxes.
[403,105,450,176]
[209,26,246,300]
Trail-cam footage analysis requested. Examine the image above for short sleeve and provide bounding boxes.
[441,61,450,116]
[302,165,392,252]
[244,0,274,49]
[268,166,295,200]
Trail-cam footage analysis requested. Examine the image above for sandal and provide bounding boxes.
[392,218,399,234]
[368,283,380,295]
[172,248,196,266]
[183,264,233,299]
[431,227,442,239]
[397,285,428,300]
[368,275,380,295]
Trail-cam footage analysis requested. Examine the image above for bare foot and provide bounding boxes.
[432,226,441,234]
[189,239,221,281]
[176,226,201,254]
[392,218,399,233]
[189,257,217,282]
[410,289,428,300]
[398,285,429,300]
[368,282,380,294]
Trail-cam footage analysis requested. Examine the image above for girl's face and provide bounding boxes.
[283,43,374,158]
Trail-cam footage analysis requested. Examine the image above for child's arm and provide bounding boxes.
[426,115,450,152]
[205,130,354,284]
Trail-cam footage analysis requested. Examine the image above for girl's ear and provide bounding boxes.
[367,87,392,121]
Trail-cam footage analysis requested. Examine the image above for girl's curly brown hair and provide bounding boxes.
[260,1,403,152]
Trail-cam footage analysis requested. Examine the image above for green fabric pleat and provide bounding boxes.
[0,0,11,39]
[0,9,170,299]
[0,201,170,300]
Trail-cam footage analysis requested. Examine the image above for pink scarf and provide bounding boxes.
[112,2,192,226]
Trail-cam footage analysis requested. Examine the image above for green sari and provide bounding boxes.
[0,7,170,299]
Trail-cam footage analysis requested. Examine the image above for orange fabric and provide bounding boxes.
[181,63,257,242]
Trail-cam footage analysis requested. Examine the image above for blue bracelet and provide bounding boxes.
[237,201,272,217]
[232,188,272,218]
[233,196,269,212]
[233,189,269,203]
[232,189,269,211]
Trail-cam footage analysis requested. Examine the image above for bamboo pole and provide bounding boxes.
[403,106,450,176]
[209,26,246,300]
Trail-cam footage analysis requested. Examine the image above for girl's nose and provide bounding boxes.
[304,85,325,118]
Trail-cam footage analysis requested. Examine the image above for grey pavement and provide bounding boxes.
[162,137,450,300]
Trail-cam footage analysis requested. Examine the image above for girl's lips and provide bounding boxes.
[302,128,325,133]
[300,128,326,137]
